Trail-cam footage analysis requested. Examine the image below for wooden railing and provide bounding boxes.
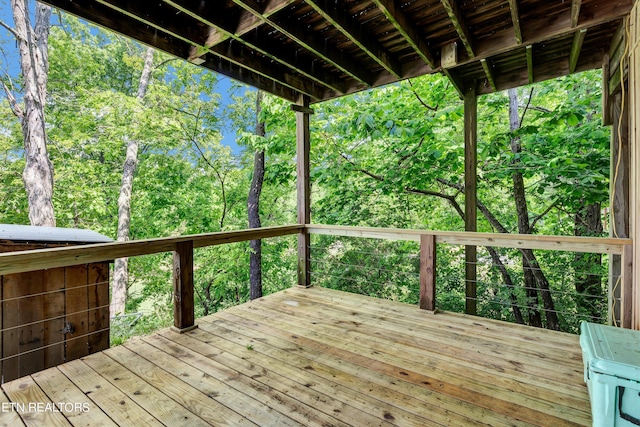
[306,224,634,328]
[0,223,633,331]
[0,225,303,335]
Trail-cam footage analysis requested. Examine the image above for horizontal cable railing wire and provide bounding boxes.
[309,235,421,304]
[308,231,614,333]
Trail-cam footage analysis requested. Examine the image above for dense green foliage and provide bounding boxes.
[0,13,611,338]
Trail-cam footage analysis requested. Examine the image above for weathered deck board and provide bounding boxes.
[0,286,591,426]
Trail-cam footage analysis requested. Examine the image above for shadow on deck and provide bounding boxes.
[0,286,590,426]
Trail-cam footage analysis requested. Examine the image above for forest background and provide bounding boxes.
[0,2,611,342]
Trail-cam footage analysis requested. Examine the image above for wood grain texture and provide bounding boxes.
[172,241,194,331]
[306,224,631,254]
[419,234,436,310]
[0,287,591,426]
[0,225,303,276]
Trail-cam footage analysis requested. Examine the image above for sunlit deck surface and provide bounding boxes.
[1,286,590,426]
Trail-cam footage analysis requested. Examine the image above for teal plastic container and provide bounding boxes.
[580,322,640,426]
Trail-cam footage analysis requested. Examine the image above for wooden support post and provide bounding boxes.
[609,86,629,326]
[464,86,477,316]
[627,2,639,330]
[172,240,196,333]
[419,234,436,311]
[621,244,633,328]
[295,95,312,288]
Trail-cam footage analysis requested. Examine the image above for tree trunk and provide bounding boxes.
[574,202,604,320]
[11,0,55,226]
[111,47,154,317]
[508,89,558,329]
[248,91,265,300]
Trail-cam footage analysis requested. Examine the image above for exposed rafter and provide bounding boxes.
[97,0,325,99]
[508,0,523,44]
[371,0,437,68]
[232,0,374,86]
[164,0,347,94]
[441,0,475,57]
[442,69,465,98]
[305,0,402,78]
[526,45,534,84]
[40,0,632,102]
[452,0,631,70]
[182,0,294,48]
[571,0,582,28]
[569,29,587,73]
[480,59,497,91]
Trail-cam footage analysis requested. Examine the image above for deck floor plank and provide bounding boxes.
[160,325,450,427]
[217,299,590,426]
[31,367,118,427]
[138,332,304,426]
[0,386,27,426]
[0,286,592,426]
[81,351,211,427]
[232,289,590,411]
[57,359,163,427]
[144,333,389,427]
[2,374,71,426]
[191,315,530,427]
[202,310,553,427]
[106,345,256,427]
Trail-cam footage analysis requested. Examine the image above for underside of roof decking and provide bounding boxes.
[41,0,633,103]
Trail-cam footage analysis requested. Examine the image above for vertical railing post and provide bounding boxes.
[464,85,478,315]
[621,244,633,329]
[420,234,436,311]
[172,240,196,333]
[293,95,313,288]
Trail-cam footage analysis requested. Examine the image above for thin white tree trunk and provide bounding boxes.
[11,0,54,226]
[111,47,154,317]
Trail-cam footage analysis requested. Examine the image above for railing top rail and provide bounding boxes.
[306,224,632,255]
[0,223,631,276]
[0,225,303,276]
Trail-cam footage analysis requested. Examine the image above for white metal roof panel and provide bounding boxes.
[0,224,112,243]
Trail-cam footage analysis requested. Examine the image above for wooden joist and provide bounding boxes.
[508,0,523,44]
[231,0,374,86]
[97,0,326,100]
[371,0,437,68]
[441,0,475,57]
[571,0,583,28]
[305,0,403,78]
[526,44,534,84]
[481,58,497,91]
[569,28,587,73]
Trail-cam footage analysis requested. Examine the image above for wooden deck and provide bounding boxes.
[0,286,591,426]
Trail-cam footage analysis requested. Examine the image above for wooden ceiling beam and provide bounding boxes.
[164,0,346,94]
[508,0,523,44]
[173,0,293,48]
[305,0,403,78]
[569,29,587,73]
[371,0,437,68]
[571,0,582,28]
[526,45,533,84]
[480,59,497,91]
[450,0,631,70]
[477,48,604,95]
[441,0,475,57]
[442,69,465,98]
[97,0,325,99]
[40,0,300,102]
[232,0,374,86]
